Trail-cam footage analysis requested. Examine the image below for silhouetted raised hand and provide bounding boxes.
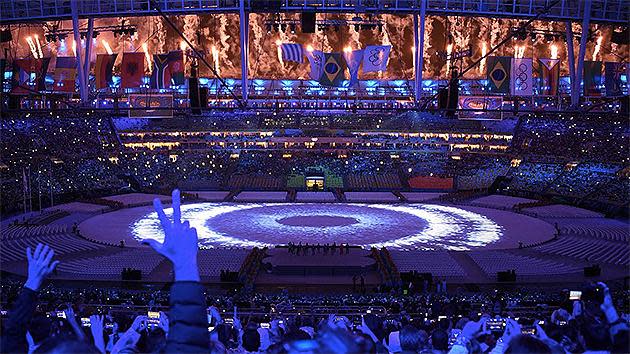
[142,189,200,281]
[24,243,59,291]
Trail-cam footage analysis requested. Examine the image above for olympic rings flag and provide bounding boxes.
[131,203,502,251]
[511,58,533,96]
[362,45,391,73]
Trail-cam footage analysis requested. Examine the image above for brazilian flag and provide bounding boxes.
[318,53,347,87]
[486,56,511,94]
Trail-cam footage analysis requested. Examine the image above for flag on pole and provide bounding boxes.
[318,52,347,87]
[121,52,145,88]
[53,56,77,92]
[510,57,533,96]
[169,50,185,86]
[95,54,116,90]
[343,49,364,86]
[150,51,185,89]
[362,45,391,73]
[604,62,625,97]
[11,58,49,94]
[486,56,511,94]
[280,43,304,63]
[538,58,560,96]
[35,58,50,92]
[11,59,33,94]
[583,61,602,96]
[305,49,325,80]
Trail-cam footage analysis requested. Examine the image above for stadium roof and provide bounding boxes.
[1,0,628,24]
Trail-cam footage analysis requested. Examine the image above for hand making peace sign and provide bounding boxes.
[142,189,200,281]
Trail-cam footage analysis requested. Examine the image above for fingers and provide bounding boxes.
[42,247,55,267]
[26,247,33,262]
[153,198,169,230]
[47,260,60,273]
[39,245,50,262]
[172,189,181,225]
[190,227,198,241]
[34,243,43,260]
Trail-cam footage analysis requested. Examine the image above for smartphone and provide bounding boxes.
[81,318,91,327]
[569,291,582,300]
[449,329,461,346]
[0,310,8,316]
[558,320,568,326]
[260,323,270,329]
[208,326,215,332]
[366,309,372,314]
[224,317,234,325]
[486,319,506,331]
[105,322,115,330]
[55,311,66,319]
[438,315,447,321]
[207,314,213,324]
[537,320,545,326]
[147,311,160,328]
[521,326,536,335]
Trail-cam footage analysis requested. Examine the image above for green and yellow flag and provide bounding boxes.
[486,56,511,94]
[318,52,347,87]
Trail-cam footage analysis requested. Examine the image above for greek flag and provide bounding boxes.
[281,43,304,63]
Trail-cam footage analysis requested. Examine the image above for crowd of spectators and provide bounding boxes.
[1,190,629,353]
[1,111,628,215]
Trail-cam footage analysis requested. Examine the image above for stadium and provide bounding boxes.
[0,1,629,353]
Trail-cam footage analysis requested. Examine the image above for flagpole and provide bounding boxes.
[49,160,54,208]
[239,0,249,103]
[71,0,88,105]
[38,168,42,213]
[565,21,577,108]
[27,165,33,213]
[84,19,94,80]
[573,0,592,108]
[22,167,27,214]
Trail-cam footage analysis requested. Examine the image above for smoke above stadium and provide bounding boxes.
[5,14,627,80]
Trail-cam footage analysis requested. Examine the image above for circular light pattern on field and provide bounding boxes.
[131,203,503,251]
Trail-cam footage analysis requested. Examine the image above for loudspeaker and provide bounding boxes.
[199,87,208,108]
[497,270,516,282]
[584,265,601,277]
[0,30,12,43]
[620,95,629,116]
[189,77,200,114]
[438,87,448,109]
[301,13,316,33]
[8,94,20,109]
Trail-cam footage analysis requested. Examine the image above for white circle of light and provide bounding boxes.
[131,203,502,251]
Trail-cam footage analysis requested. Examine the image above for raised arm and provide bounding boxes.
[1,244,59,353]
[142,189,208,353]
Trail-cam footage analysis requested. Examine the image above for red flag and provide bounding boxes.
[121,52,145,88]
[538,58,560,96]
[11,58,49,94]
[95,54,117,90]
